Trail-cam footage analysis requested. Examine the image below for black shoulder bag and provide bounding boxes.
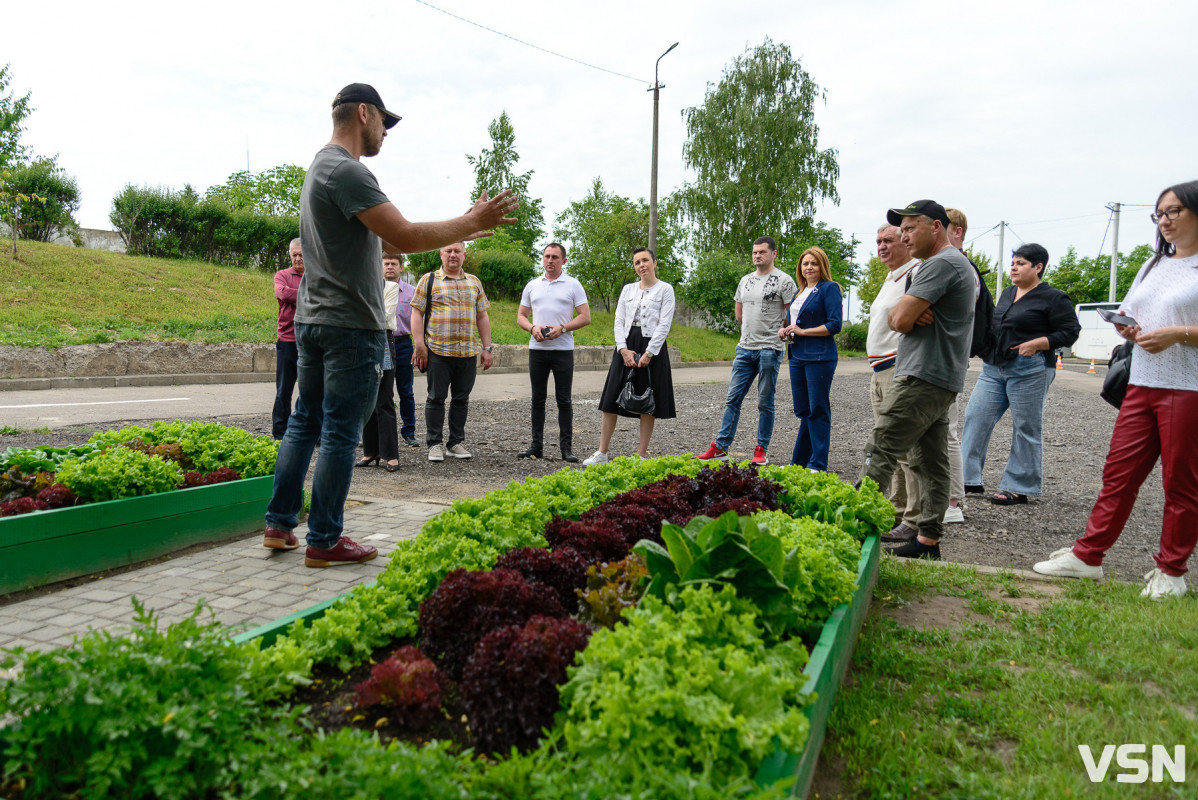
[617,360,655,416]
[417,271,438,374]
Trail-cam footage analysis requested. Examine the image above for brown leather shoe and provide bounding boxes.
[304,537,378,568]
[263,526,299,550]
[881,523,918,543]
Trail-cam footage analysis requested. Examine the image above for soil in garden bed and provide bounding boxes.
[287,636,472,752]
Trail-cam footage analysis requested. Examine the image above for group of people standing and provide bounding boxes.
[263,81,1197,599]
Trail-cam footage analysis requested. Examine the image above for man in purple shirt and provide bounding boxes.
[271,238,304,439]
[384,252,419,447]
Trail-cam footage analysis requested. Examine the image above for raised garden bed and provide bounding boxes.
[0,475,273,594]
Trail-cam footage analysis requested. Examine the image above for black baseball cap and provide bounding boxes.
[887,199,950,227]
[332,83,402,129]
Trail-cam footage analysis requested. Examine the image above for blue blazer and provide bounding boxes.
[785,279,842,361]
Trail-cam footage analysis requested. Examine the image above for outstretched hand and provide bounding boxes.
[463,189,520,242]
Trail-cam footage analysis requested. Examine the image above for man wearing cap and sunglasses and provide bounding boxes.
[263,82,518,568]
[860,200,975,561]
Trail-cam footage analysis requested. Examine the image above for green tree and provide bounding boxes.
[2,156,80,243]
[204,164,305,216]
[1045,244,1154,303]
[676,249,749,335]
[0,64,32,171]
[552,178,682,311]
[676,38,838,257]
[856,256,888,312]
[466,111,545,258]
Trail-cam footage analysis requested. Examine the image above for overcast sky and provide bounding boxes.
[6,0,1191,288]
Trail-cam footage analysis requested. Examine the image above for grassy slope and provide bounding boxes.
[0,239,737,360]
[823,559,1198,798]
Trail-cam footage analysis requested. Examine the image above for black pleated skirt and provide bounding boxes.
[597,326,677,419]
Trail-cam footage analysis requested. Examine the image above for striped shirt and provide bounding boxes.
[411,269,490,358]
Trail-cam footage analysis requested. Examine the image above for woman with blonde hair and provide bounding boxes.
[778,246,842,470]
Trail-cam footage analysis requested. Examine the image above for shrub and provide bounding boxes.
[418,568,567,681]
[3,156,81,243]
[471,248,538,302]
[461,615,591,754]
[836,321,868,352]
[677,249,749,335]
[56,447,184,503]
[353,645,446,730]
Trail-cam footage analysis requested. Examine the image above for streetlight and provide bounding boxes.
[648,41,679,255]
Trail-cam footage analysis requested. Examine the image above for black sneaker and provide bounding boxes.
[403,436,420,448]
[888,539,941,560]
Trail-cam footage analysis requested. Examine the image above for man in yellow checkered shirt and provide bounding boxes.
[411,241,494,462]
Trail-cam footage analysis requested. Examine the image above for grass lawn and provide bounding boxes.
[818,558,1198,798]
[0,239,739,360]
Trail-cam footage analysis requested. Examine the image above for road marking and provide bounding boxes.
[0,397,190,410]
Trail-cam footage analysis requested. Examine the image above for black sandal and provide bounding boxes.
[991,490,1027,506]
[384,461,400,472]
[355,456,379,468]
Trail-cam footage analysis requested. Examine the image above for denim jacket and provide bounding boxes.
[785,280,842,361]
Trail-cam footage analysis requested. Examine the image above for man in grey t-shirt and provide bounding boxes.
[263,82,518,568]
[696,236,798,466]
[861,199,975,560]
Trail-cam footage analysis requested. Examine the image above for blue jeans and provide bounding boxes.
[715,346,782,451]
[789,357,837,470]
[961,357,1056,497]
[393,334,416,440]
[265,323,384,549]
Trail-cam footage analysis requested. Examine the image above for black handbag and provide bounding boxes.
[617,362,655,416]
[1101,340,1133,409]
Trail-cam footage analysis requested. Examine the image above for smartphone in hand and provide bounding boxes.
[1097,308,1137,327]
[541,326,553,337]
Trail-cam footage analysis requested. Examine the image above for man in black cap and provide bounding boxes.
[263,82,518,568]
[860,200,975,560]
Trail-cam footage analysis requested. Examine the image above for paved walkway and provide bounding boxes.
[0,498,444,655]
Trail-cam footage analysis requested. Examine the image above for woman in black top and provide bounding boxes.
[960,244,1081,505]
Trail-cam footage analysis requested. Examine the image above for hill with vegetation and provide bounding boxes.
[0,240,737,361]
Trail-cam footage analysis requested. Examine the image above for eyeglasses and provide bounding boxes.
[1150,206,1183,224]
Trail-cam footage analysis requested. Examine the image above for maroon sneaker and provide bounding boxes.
[263,526,299,550]
[304,537,378,568]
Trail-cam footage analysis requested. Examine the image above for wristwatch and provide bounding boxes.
[483,346,494,352]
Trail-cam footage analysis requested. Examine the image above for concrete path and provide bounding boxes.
[0,499,443,655]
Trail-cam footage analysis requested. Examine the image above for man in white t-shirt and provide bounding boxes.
[868,223,923,542]
[697,236,798,466]
[516,242,591,462]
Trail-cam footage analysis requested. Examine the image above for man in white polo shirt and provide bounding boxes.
[516,242,591,462]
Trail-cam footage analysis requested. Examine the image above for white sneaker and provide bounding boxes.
[1032,548,1104,579]
[447,443,472,459]
[942,505,965,524]
[428,444,446,462]
[582,450,611,466]
[1141,568,1187,601]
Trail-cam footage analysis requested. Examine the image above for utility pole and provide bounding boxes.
[648,42,679,255]
[1108,202,1121,302]
[995,221,1005,296]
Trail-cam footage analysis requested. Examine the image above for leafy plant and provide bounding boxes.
[461,615,591,753]
[0,496,47,516]
[542,517,632,563]
[757,464,893,539]
[55,447,184,502]
[577,553,649,629]
[494,546,590,613]
[35,482,79,510]
[0,443,98,474]
[560,585,811,786]
[0,600,301,800]
[418,568,567,681]
[353,645,446,731]
[635,511,804,640]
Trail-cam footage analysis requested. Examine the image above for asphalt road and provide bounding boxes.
[0,359,1105,431]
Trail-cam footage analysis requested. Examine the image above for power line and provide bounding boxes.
[1003,223,1026,245]
[1006,212,1109,227]
[412,0,649,86]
